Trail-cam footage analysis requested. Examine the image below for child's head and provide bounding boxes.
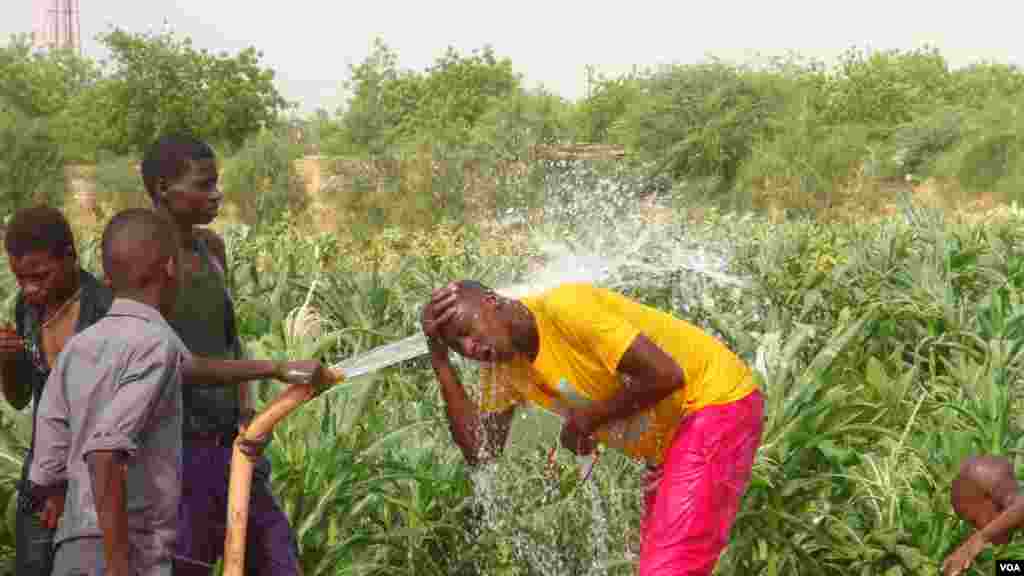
[952,455,1019,543]
[4,206,79,308]
[141,134,222,228]
[101,209,181,315]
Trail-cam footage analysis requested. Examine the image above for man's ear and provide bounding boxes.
[102,275,112,289]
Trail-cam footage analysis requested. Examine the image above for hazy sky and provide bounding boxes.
[4,0,1022,115]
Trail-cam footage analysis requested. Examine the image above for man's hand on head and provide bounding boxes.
[421,282,460,349]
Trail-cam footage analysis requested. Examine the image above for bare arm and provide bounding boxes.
[574,334,685,435]
[181,356,280,388]
[234,338,253,414]
[0,353,29,410]
[28,364,71,526]
[431,344,515,466]
[0,328,30,410]
[87,451,130,576]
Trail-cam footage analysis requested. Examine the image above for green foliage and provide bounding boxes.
[0,101,66,217]
[738,111,873,211]
[929,96,1024,201]
[220,128,306,226]
[407,45,520,143]
[90,28,289,155]
[329,39,523,156]
[573,67,645,143]
[820,46,954,137]
[327,38,414,156]
[90,154,149,214]
[0,35,98,119]
[616,60,785,193]
[949,62,1024,111]
[469,88,574,158]
[7,31,1024,575]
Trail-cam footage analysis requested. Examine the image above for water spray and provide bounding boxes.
[224,168,755,574]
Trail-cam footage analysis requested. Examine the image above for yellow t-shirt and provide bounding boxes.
[479,283,756,465]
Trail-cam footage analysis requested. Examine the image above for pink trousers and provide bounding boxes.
[638,389,764,576]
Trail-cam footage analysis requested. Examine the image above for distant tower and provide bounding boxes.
[31,0,81,54]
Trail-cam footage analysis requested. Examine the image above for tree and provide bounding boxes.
[0,98,66,217]
[572,68,646,143]
[333,39,522,155]
[334,38,421,156]
[410,45,520,143]
[92,28,290,155]
[0,34,99,119]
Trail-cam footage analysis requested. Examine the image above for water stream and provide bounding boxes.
[324,166,753,574]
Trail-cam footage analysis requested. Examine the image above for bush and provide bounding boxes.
[0,101,65,218]
[615,60,787,195]
[220,128,307,227]
[91,154,150,214]
[929,96,1024,201]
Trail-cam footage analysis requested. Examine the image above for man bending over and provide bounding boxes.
[421,280,764,576]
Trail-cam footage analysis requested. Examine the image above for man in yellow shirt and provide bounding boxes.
[420,280,764,576]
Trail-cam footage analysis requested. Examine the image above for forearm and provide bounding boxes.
[87,452,129,575]
[579,374,682,434]
[182,357,280,388]
[979,495,1024,544]
[1,356,29,410]
[431,349,488,465]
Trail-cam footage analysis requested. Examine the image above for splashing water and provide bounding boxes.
[330,334,429,380]
[326,163,754,574]
[329,220,747,381]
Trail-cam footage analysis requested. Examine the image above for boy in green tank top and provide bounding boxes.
[141,134,310,575]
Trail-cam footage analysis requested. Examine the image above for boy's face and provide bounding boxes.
[8,247,77,309]
[162,158,222,227]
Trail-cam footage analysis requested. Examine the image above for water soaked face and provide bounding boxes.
[440,297,516,363]
[9,248,76,309]
[164,158,222,226]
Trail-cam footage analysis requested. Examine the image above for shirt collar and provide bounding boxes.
[107,298,171,328]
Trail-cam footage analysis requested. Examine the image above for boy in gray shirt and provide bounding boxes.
[29,209,188,576]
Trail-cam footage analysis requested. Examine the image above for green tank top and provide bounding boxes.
[169,235,240,436]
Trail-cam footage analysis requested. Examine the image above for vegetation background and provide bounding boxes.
[4,29,1024,575]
